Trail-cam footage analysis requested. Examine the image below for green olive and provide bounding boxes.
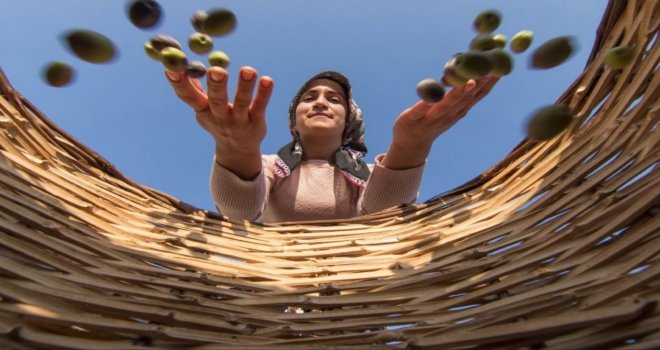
[442,59,469,87]
[201,8,237,36]
[488,49,513,76]
[604,46,634,69]
[208,50,230,68]
[43,62,74,87]
[188,32,213,54]
[510,30,533,53]
[143,42,161,61]
[186,60,207,79]
[530,36,576,69]
[64,29,117,63]
[526,104,573,141]
[493,34,507,49]
[416,79,445,103]
[470,34,497,51]
[161,47,188,72]
[454,52,493,79]
[473,10,501,34]
[127,0,162,30]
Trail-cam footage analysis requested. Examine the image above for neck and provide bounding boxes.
[299,135,342,161]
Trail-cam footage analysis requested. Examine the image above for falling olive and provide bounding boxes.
[188,32,213,55]
[473,10,501,34]
[186,61,207,79]
[454,52,493,79]
[510,30,533,53]
[208,50,230,68]
[530,36,577,69]
[488,49,513,76]
[191,10,208,33]
[442,58,469,87]
[64,29,117,64]
[416,79,445,103]
[526,104,573,141]
[143,42,161,61]
[149,34,182,52]
[492,34,507,49]
[604,46,634,69]
[470,34,497,51]
[43,62,74,87]
[127,0,162,30]
[201,8,237,36]
[161,47,188,72]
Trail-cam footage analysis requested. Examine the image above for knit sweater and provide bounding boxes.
[210,154,425,223]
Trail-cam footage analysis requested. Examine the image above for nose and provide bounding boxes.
[312,96,329,109]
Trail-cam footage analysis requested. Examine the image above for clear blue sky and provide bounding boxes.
[0,1,607,212]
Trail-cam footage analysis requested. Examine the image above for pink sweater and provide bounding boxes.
[210,154,425,223]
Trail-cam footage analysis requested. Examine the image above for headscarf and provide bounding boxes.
[274,71,370,187]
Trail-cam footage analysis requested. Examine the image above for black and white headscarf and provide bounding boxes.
[274,71,370,187]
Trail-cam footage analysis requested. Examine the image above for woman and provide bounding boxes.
[164,66,497,223]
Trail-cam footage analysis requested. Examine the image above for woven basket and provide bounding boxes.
[0,0,658,348]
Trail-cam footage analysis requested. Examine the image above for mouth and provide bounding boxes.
[309,113,331,118]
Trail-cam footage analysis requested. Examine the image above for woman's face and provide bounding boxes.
[294,79,347,141]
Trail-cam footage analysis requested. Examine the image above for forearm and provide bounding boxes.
[210,155,268,221]
[380,140,432,170]
[214,143,262,180]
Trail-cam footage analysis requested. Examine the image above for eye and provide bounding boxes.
[302,95,315,102]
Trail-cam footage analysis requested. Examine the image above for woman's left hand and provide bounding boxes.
[382,76,499,169]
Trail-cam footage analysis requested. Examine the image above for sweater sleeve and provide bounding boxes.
[209,155,275,221]
[359,154,425,215]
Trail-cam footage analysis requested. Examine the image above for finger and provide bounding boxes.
[164,70,208,112]
[249,76,274,123]
[403,101,434,121]
[232,66,258,122]
[206,67,230,117]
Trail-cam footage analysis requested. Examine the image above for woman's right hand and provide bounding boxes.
[165,66,274,179]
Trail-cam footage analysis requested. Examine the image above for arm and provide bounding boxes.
[381,76,499,170]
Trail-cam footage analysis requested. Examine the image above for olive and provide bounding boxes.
[127,0,162,30]
[510,30,533,53]
[604,46,634,69]
[149,34,182,52]
[526,104,573,141]
[160,47,188,72]
[64,29,117,63]
[454,52,493,79]
[442,58,469,87]
[188,32,213,54]
[530,36,576,69]
[493,34,507,49]
[416,79,445,103]
[208,50,230,68]
[488,49,513,76]
[186,61,207,79]
[143,41,161,61]
[43,62,74,87]
[201,8,237,36]
[470,34,497,51]
[473,10,501,34]
[191,10,208,33]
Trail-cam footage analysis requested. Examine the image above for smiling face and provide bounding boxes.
[294,79,347,142]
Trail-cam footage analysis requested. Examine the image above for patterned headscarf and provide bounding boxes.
[274,71,370,187]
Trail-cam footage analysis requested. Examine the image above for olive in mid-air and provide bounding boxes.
[127,0,162,29]
[43,62,74,87]
[143,42,161,61]
[191,10,208,33]
[604,46,634,69]
[442,58,469,87]
[160,47,188,72]
[510,30,533,53]
[208,50,230,68]
[64,29,117,63]
[186,60,207,79]
[416,79,445,103]
[149,34,182,52]
[526,104,573,141]
[530,36,576,69]
[201,9,237,36]
[454,51,493,79]
[188,32,213,54]
[488,49,513,76]
[473,10,501,34]
[470,34,497,51]
[493,34,507,49]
